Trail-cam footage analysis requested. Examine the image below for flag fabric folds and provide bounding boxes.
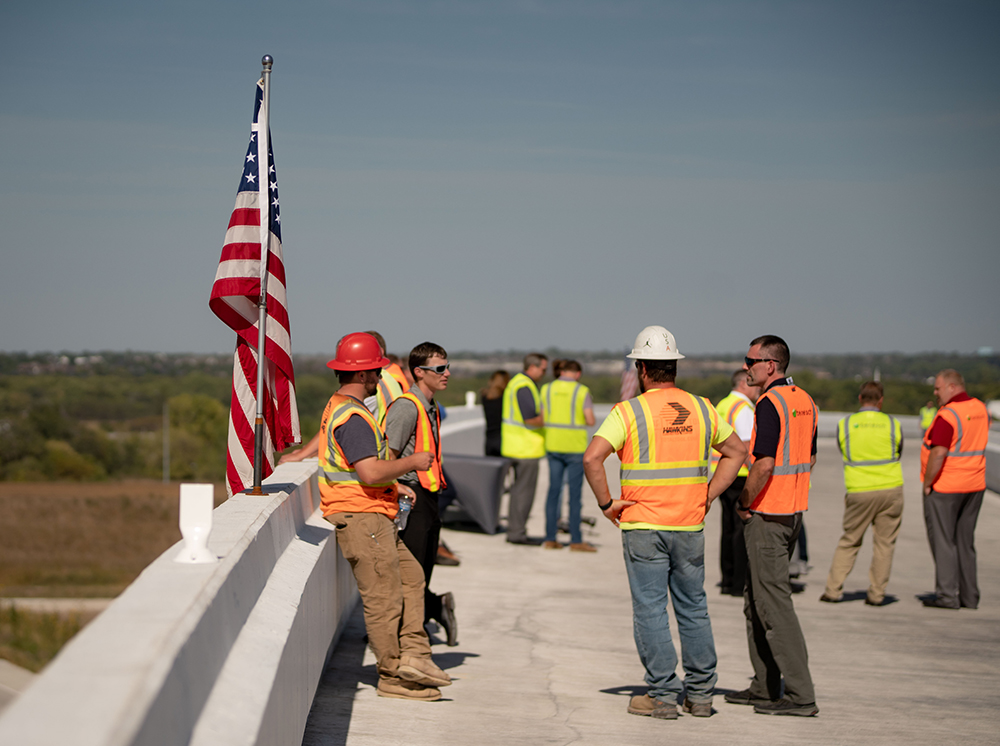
[210,78,300,496]
[620,351,639,402]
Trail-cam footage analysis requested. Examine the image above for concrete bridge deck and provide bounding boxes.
[303,407,1000,746]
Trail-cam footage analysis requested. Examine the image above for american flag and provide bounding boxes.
[619,350,639,401]
[209,77,300,496]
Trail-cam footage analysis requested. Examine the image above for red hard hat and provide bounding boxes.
[327,332,390,372]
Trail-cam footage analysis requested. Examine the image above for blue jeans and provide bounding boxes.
[622,529,717,703]
[545,452,584,543]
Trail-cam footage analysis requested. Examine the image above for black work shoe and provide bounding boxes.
[438,592,458,646]
[754,698,819,716]
[724,688,772,706]
[818,593,841,603]
[922,597,959,609]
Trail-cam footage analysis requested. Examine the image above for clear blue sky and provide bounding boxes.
[2,0,998,356]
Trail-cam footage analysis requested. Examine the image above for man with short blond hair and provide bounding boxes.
[921,369,990,609]
[820,381,904,606]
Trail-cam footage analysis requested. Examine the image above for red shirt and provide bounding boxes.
[926,392,973,447]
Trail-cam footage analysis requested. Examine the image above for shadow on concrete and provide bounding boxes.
[301,606,368,746]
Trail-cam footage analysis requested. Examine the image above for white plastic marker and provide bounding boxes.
[175,483,218,564]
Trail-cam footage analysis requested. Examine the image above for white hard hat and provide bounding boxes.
[626,325,685,360]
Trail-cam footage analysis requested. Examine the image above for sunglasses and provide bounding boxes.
[417,363,450,374]
[744,357,778,368]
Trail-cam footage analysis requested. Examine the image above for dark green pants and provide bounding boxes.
[743,512,816,704]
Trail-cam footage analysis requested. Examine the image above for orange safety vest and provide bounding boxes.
[389,392,447,492]
[318,394,398,518]
[920,397,989,493]
[386,362,408,391]
[748,384,817,515]
[615,387,719,527]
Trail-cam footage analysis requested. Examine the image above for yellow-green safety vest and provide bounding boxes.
[375,369,403,425]
[919,406,937,431]
[501,372,545,459]
[541,379,590,454]
[837,410,904,493]
[713,392,753,477]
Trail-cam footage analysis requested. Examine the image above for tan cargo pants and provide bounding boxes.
[326,511,431,679]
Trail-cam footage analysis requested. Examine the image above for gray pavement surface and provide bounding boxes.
[303,413,1000,746]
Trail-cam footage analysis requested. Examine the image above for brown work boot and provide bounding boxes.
[682,697,713,717]
[377,677,441,701]
[570,542,597,553]
[398,655,452,687]
[542,540,563,549]
[627,694,678,719]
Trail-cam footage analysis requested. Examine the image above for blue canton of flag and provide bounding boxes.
[239,82,281,242]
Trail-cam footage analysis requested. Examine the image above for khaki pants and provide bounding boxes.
[327,511,431,679]
[823,486,904,604]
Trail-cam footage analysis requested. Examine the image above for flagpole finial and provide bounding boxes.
[262,55,273,69]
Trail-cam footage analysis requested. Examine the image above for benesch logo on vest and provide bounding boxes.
[791,408,813,418]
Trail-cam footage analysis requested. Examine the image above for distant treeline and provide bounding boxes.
[1,352,998,483]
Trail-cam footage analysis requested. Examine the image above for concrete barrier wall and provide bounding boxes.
[0,460,357,746]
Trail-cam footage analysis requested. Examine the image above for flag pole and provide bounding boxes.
[250,53,273,495]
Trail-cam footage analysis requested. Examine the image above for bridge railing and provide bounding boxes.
[0,460,354,746]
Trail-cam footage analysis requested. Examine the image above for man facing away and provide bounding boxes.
[384,342,458,645]
[820,381,904,606]
[920,369,990,609]
[502,353,548,545]
[728,334,819,717]
[541,359,596,551]
[713,369,758,596]
[584,326,746,720]
[318,332,450,701]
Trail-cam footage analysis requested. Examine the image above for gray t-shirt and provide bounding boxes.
[384,387,439,487]
[333,413,378,465]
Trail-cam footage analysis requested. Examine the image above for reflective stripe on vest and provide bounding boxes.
[920,398,989,492]
[837,411,903,493]
[501,372,546,459]
[541,379,589,454]
[615,388,717,527]
[318,394,398,517]
[392,392,446,492]
[375,369,403,425]
[748,385,816,515]
[711,393,752,477]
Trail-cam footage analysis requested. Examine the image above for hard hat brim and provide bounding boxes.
[626,351,685,360]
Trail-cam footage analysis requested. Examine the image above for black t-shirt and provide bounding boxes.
[752,378,818,460]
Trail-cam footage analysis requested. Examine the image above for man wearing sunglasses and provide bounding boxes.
[727,335,819,717]
[384,342,458,646]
